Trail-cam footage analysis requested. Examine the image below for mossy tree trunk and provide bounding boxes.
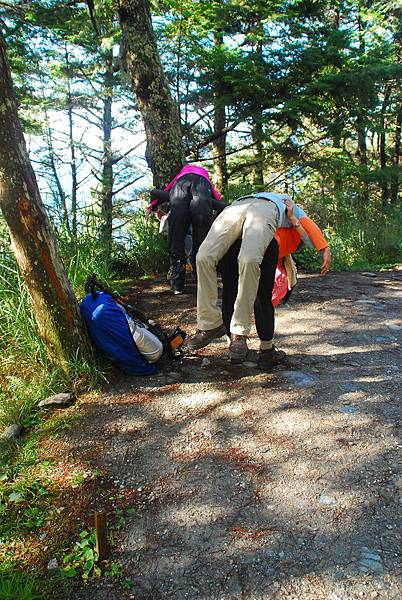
[0,30,92,369]
[117,0,185,187]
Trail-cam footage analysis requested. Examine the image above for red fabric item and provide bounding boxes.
[271,265,289,307]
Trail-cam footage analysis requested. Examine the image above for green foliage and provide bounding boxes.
[62,530,101,580]
[59,229,115,298]
[105,561,122,577]
[0,570,42,600]
[0,473,51,536]
[123,209,169,276]
[0,222,106,432]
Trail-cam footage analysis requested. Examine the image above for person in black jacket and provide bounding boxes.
[148,166,226,294]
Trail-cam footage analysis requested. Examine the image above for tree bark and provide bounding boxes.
[211,29,227,194]
[212,101,227,194]
[251,32,264,189]
[117,0,185,187]
[45,118,71,234]
[380,86,391,206]
[356,5,369,209]
[251,116,264,189]
[65,44,78,237]
[390,6,402,205]
[101,49,114,258]
[0,30,91,369]
[390,104,401,205]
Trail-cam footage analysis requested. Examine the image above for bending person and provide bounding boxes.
[219,199,331,365]
[147,165,224,294]
[186,192,328,360]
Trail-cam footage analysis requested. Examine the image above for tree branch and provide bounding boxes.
[112,177,142,195]
[186,118,243,154]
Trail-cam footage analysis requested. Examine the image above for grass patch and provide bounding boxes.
[0,569,44,600]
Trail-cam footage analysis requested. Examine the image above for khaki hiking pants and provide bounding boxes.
[196,197,279,335]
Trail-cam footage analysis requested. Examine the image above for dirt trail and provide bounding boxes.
[71,270,401,600]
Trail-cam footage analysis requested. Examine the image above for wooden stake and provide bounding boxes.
[94,511,109,561]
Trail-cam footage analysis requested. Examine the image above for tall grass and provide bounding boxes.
[0,224,109,428]
[0,570,42,600]
[123,209,168,276]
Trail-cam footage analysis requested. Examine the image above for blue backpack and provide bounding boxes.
[80,292,156,376]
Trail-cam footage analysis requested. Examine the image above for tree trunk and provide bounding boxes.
[380,86,391,206]
[251,115,264,189]
[390,105,401,205]
[390,5,402,205]
[0,31,91,369]
[211,29,227,194]
[356,115,370,207]
[251,34,264,189]
[117,0,185,187]
[101,49,114,258]
[45,120,71,234]
[212,101,227,194]
[65,44,78,237]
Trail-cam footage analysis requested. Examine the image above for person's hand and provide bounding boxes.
[285,199,294,218]
[320,247,331,275]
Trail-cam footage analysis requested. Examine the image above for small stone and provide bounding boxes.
[361,272,377,277]
[1,424,23,440]
[39,532,47,541]
[361,550,381,561]
[318,494,337,507]
[47,558,58,570]
[360,559,383,573]
[38,392,75,409]
[375,336,395,343]
[387,321,402,331]
[281,370,317,388]
[278,402,296,410]
[339,405,359,414]
[201,358,210,367]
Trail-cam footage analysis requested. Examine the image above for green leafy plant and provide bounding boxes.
[62,530,101,580]
[122,577,135,591]
[105,561,122,577]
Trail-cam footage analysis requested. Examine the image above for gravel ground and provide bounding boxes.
[70,270,401,600]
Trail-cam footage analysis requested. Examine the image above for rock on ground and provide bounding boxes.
[38,392,75,409]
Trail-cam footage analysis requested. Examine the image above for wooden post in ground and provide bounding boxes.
[94,511,109,561]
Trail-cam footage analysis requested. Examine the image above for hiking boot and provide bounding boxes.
[186,324,226,351]
[229,334,248,364]
[167,261,185,281]
[171,280,185,295]
[257,346,287,370]
[168,261,185,294]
